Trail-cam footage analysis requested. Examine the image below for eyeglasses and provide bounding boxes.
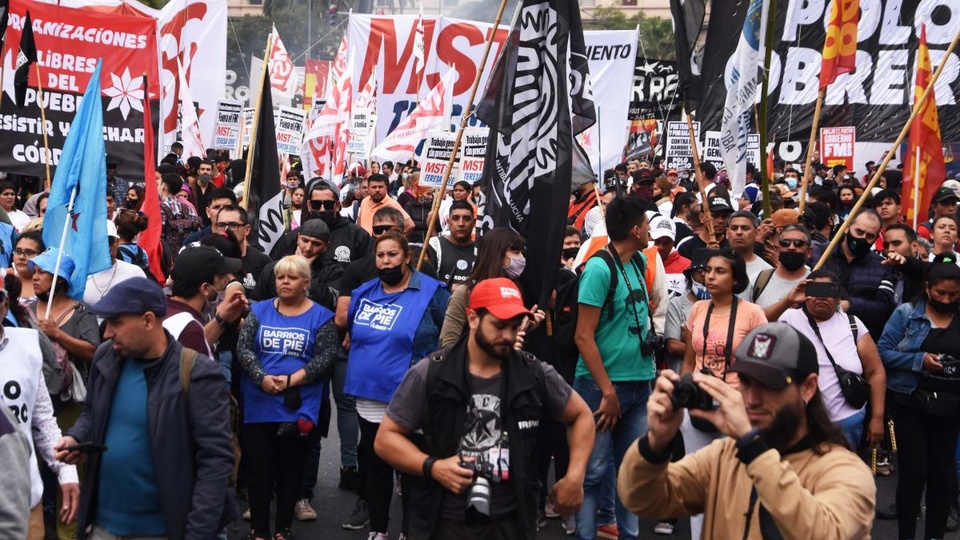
[372,224,394,235]
[14,248,39,257]
[215,222,244,231]
[309,200,336,211]
[778,239,808,249]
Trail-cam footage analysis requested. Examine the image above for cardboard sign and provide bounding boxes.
[417,130,460,188]
[212,100,243,150]
[820,127,856,169]
[457,127,488,184]
[275,107,307,155]
[665,121,700,171]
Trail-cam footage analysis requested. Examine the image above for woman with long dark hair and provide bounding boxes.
[878,253,960,540]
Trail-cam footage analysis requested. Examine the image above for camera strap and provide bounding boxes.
[802,307,848,374]
[607,243,651,349]
[701,298,739,379]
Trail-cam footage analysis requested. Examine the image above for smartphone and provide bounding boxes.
[805,281,841,298]
[61,442,107,454]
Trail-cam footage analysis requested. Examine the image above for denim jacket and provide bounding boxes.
[876,301,930,395]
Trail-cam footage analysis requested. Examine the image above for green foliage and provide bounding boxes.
[584,6,676,61]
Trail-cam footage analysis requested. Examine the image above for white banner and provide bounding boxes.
[417,130,460,188]
[276,107,306,155]
[702,130,723,166]
[213,99,243,150]
[347,15,633,174]
[348,108,373,156]
[457,127,488,184]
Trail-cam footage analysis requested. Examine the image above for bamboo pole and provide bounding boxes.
[35,64,52,190]
[757,0,778,219]
[685,109,715,240]
[242,34,275,211]
[813,26,960,271]
[415,0,510,270]
[797,87,826,214]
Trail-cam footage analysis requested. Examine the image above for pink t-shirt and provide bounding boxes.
[686,299,768,386]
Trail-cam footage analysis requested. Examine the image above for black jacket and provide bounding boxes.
[812,243,896,339]
[253,255,345,309]
[410,338,547,540]
[269,215,371,267]
[67,335,237,540]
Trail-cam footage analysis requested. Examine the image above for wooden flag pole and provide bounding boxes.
[242,33,274,211]
[35,64,52,190]
[757,0,778,218]
[814,26,960,271]
[684,108,715,240]
[415,0,510,271]
[797,87,826,214]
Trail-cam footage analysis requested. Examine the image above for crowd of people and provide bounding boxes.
[1,145,959,540]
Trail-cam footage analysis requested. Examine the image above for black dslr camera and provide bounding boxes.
[669,372,718,411]
[460,456,501,517]
[641,329,665,357]
[941,355,960,377]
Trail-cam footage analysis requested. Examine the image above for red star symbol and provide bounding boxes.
[71,212,81,232]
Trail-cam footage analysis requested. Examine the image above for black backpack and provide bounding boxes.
[553,248,645,367]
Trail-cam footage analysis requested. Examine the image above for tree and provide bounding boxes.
[583,6,676,61]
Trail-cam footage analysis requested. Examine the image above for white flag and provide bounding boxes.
[268,25,297,105]
[370,69,455,164]
[177,60,205,159]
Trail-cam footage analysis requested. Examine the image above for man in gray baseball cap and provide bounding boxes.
[617,322,876,538]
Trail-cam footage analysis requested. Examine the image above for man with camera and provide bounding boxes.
[618,322,875,538]
[374,278,595,540]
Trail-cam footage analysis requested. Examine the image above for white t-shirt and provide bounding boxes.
[8,209,30,232]
[583,206,603,237]
[751,271,806,307]
[779,308,868,421]
[83,260,147,307]
[738,257,773,301]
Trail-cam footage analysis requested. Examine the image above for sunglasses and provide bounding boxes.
[778,239,808,248]
[372,224,394,235]
[309,200,336,211]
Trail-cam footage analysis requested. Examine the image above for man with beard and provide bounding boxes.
[374,278,595,540]
[270,183,370,268]
[195,160,218,225]
[358,174,415,236]
[618,322,875,538]
[427,201,477,289]
[811,210,895,340]
[165,245,244,359]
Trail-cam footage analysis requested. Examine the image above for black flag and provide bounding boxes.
[477,0,596,308]
[14,10,36,108]
[0,0,10,47]
[670,0,706,107]
[246,73,283,252]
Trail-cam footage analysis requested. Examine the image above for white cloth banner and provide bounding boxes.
[177,60,206,159]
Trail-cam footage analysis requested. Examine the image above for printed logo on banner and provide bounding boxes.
[354,298,403,331]
[260,325,309,357]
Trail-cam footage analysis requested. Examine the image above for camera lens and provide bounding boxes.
[466,476,492,517]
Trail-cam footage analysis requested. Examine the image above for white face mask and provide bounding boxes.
[505,255,526,279]
[691,280,711,300]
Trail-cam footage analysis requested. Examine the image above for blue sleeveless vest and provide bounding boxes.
[242,299,334,424]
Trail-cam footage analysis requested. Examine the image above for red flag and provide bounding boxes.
[819,0,858,89]
[138,77,165,283]
[901,24,945,227]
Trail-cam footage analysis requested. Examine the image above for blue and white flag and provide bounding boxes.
[718,0,769,196]
[42,60,111,300]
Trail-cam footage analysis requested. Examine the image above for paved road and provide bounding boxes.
[228,411,956,539]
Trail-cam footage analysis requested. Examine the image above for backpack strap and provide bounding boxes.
[180,346,198,394]
[751,268,775,302]
[593,249,619,321]
[847,313,859,343]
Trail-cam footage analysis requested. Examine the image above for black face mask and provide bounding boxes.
[562,247,580,261]
[929,298,960,314]
[778,251,806,271]
[378,265,405,286]
[845,232,871,260]
[310,211,338,228]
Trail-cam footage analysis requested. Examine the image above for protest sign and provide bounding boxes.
[702,131,724,166]
[275,107,306,155]
[417,130,460,188]
[665,121,700,171]
[457,127,488,184]
[821,126,856,169]
[213,100,243,150]
[348,107,373,156]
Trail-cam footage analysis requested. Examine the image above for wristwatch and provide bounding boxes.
[736,427,762,449]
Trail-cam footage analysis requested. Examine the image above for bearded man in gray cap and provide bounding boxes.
[617,322,876,539]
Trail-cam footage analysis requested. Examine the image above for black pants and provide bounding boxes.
[536,419,569,510]
[426,516,521,540]
[358,416,413,534]
[890,393,960,540]
[241,422,318,535]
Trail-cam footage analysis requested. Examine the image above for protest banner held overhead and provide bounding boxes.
[275,107,306,156]
[418,130,460,188]
[820,126,856,169]
[665,120,701,171]
[213,99,243,150]
[456,127,488,184]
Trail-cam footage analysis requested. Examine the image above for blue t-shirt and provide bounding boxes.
[97,359,165,535]
[575,252,655,382]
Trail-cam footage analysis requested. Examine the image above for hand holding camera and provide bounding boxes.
[429,455,475,496]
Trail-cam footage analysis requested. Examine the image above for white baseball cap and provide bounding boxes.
[649,214,676,241]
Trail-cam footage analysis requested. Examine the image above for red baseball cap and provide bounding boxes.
[468,278,534,320]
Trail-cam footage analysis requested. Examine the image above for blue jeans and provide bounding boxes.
[332,354,358,468]
[837,409,865,449]
[573,378,652,540]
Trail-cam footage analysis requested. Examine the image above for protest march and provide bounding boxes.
[1,0,960,538]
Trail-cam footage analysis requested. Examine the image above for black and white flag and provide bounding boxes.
[247,73,283,252]
[477,0,596,308]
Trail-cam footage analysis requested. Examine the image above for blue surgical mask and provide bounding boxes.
[785,177,798,190]
[692,281,711,300]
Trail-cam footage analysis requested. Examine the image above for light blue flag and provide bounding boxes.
[42,59,110,300]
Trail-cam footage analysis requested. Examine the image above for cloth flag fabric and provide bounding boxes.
[901,24,945,227]
[818,0,859,90]
[177,60,205,159]
[13,10,36,107]
[413,6,425,75]
[300,36,349,180]
[718,0,770,197]
[370,68,455,164]
[139,75,164,283]
[0,1,10,52]
[476,0,596,308]
[247,72,283,253]
[670,0,706,106]
[268,25,297,105]
[42,60,111,299]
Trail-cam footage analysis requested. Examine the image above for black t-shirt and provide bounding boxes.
[921,316,960,358]
[240,247,273,298]
[427,237,476,287]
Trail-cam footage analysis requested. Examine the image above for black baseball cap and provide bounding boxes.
[89,277,167,318]
[708,195,733,214]
[684,248,718,277]
[729,323,819,389]
[933,187,959,204]
[171,246,242,287]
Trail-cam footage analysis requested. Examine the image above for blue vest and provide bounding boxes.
[242,300,334,424]
[345,272,441,402]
